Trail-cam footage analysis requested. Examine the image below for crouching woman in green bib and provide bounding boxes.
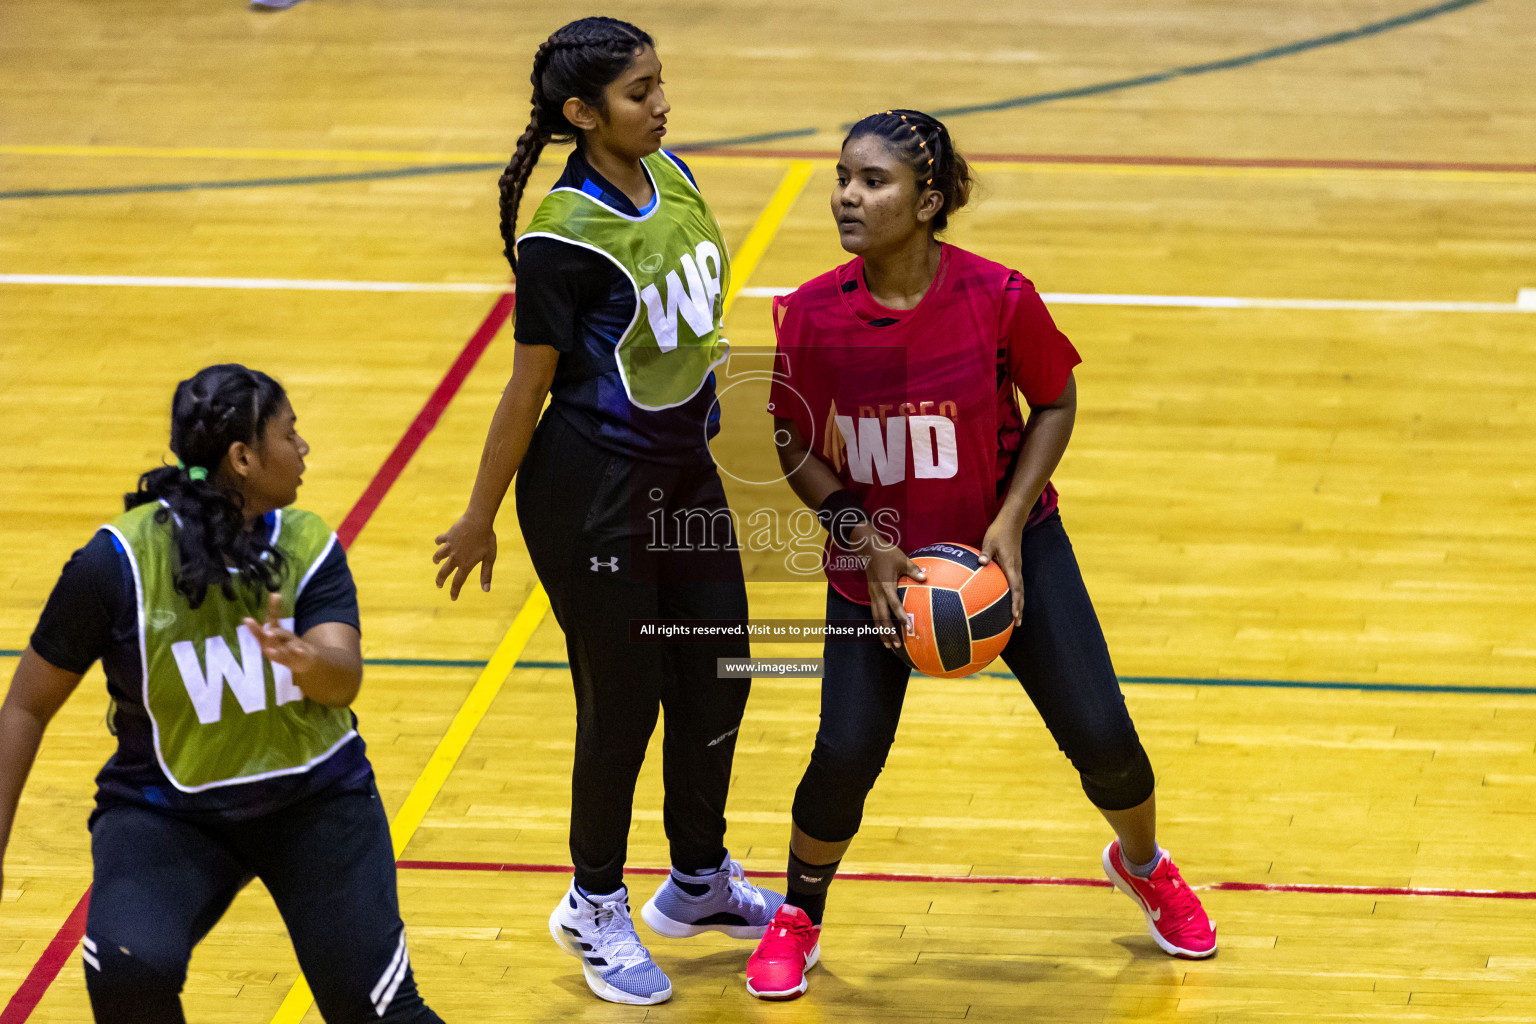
[0,364,444,1024]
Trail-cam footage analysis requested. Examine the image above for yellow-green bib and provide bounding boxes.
[105,503,356,792]
[518,150,731,411]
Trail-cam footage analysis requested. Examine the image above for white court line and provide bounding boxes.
[0,274,1529,312]
[739,285,1533,313]
[0,273,508,293]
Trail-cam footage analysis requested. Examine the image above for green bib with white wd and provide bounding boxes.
[105,503,356,793]
[519,150,731,410]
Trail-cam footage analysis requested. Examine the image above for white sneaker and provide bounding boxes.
[548,881,672,1005]
[642,852,785,939]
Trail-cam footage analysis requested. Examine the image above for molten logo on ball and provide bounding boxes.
[894,542,1014,678]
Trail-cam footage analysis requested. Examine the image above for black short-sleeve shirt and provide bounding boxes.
[514,148,723,464]
[29,511,372,823]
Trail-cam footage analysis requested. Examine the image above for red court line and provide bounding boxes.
[337,290,515,547]
[687,147,1536,175]
[3,295,516,1023]
[397,860,1107,887]
[1211,881,1536,900]
[397,860,1536,901]
[0,888,90,1024]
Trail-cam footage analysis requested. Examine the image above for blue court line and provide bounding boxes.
[0,0,1488,202]
[3,649,1527,695]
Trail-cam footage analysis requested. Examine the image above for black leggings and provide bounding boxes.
[793,512,1155,843]
[516,412,751,893]
[83,778,441,1024]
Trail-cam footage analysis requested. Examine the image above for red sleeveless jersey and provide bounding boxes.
[769,244,1080,604]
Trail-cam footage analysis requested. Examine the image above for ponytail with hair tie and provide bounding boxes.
[176,460,209,482]
[127,364,289,609]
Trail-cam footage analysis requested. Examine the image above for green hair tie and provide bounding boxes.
[175,459,209,482]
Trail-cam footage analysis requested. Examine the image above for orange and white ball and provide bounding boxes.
[894,542,1014,678]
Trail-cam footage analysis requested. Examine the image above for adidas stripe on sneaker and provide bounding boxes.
[549,881,672,1004]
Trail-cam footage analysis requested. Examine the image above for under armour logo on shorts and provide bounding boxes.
[590,557,619,573]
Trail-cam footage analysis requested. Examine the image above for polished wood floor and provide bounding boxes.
[2,1,1534,1021]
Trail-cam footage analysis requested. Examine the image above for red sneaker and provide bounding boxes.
[745,904,821,1000]
[1103,841,1217,959]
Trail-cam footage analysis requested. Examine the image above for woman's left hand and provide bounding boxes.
[977,511,1026,627]
[243,593,316,673]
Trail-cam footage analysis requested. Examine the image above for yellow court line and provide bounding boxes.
[724,161,816,310]
[265,159,814,1024]
[383,590,549,858]
[268,587,549,1022]
[6,143,1532,183]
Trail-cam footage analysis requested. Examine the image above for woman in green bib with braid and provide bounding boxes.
[432,17,780,1007]
[0,365,443,1024]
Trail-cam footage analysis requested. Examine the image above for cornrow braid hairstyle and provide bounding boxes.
[125,364,289,609]
[844,109,973,233]
[497,17,655,272]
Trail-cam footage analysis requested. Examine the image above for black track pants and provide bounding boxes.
[516,412,752,893]
[793,512,1155,843]
[84,779,442,1024]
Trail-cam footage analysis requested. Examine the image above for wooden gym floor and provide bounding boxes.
[2,1,1534,1021]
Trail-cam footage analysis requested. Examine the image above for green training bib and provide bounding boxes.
[106,503,356,792]
[519,150,731,411]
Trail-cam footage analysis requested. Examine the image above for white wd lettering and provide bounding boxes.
[170,625,269,724]
[834,414,961,484]
[908,415,958,479]
[639,241,722,352]
[834,415,907,485]
[692,240,722,308]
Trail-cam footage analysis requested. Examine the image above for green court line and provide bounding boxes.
[367,655,1536,697]
[924,0,1490,121]
[366,656,487,668]
[672,127,818,151]
[0,162,500,200]
[4,652,1527,695]
[1110,675,1535,697]
[0,0,1489,201]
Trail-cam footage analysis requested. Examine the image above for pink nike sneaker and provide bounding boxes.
[1103,841,1217,959]
[745,904,821,999]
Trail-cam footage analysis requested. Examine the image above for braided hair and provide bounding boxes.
[125,364,289,609]
[844,110,973,233]
[497,17,655,272]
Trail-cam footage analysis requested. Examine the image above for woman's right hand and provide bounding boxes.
[433,513,498,600]
[859,527,925,651]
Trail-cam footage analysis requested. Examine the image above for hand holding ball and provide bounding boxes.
[894,543,1014,678]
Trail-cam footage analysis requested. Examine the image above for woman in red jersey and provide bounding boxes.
[744,110,1217,1000]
